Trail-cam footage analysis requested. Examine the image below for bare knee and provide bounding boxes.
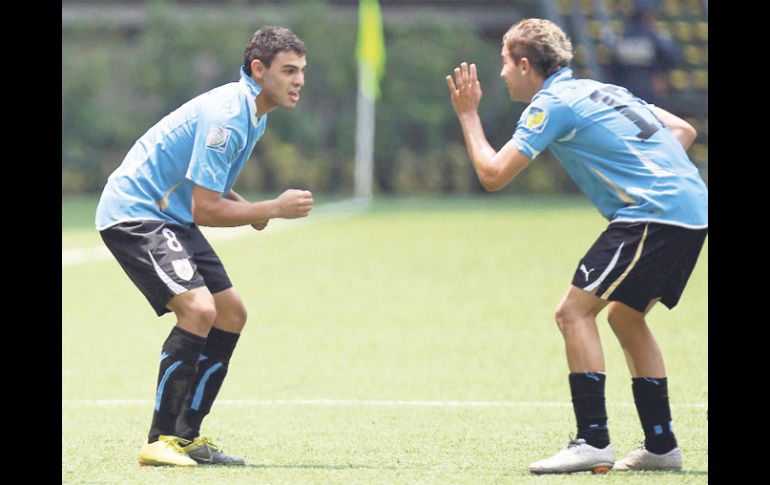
[186,300,218,326]
[171,292,218,335]
[213,289,248,333]
[606,307,622,330]
[555,302,579,334]
[554,286,608,334]
[218,302,248,332]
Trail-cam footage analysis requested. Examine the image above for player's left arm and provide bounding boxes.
[648,105,697,150]
[224,189,269,231]
[446,62,533,191]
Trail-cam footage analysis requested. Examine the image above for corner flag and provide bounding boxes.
[356,0,386,100]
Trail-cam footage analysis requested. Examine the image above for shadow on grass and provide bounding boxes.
[243,463,387,470]
[617,469,708,476]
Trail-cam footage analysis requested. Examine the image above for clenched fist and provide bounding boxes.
[273,189,314,219]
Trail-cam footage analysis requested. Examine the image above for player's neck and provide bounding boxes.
[525,77,546,102]
[255,94,277,116]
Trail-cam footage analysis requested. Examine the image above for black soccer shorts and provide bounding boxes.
[571,221,707,313]
[99,220,233,316]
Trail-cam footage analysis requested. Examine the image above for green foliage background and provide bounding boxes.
[62,0,580,196]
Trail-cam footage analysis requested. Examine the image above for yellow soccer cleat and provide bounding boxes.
[138,435,197,466]
[183,436,245,465]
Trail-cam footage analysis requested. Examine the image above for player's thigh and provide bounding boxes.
[100,220,208,317]
[574,222,706,313]
[611,223,706,312]
[607,297,660,324]
[572,222,657,313]
[184,224,233,296]
[183,225,245,331]
[166,286,219,336]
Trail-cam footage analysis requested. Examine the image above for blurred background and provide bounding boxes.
[62,0,708,199]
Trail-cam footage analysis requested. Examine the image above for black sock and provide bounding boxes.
[175,327,240,440]
[632,377,677,454]
[148,327,206,443]
[569,372,610,449]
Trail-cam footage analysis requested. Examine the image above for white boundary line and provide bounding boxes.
[62,198,369,267]
[61,398,707,409]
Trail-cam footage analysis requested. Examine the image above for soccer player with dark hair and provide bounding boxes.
[95,26,313,467]
[446,18,707,474]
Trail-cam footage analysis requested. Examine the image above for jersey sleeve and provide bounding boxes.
[187,108,245,193]
[511,93,577,159]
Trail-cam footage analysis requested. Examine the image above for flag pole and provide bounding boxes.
[355,64,375,202]
[354,0,385,204]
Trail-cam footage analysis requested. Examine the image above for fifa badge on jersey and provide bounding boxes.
[205,125,230,153]
[172,258,194,281]
[525,106,548,133]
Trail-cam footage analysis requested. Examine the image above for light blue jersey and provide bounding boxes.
[511,67,707,228]
[95,67,268,229]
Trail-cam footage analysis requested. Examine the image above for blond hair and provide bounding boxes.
[503,18,573,78]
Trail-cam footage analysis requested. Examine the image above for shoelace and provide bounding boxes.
[160,436,192,453]
[567,439,586,448]
[196,436,220,452]
[566,434,586,448]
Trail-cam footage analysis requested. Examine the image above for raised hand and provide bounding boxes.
[446,62,483,115]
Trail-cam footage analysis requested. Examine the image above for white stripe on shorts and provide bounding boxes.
[148,250,187,295]
[583,242,624,292]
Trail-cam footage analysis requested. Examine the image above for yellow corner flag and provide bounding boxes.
[356,0,386,100]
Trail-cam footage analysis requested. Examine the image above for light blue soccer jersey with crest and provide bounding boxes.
[511,67,707,228]
[95,67,268,229]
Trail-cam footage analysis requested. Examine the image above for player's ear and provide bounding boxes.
[518,57,530,75]
[250,59,267,79]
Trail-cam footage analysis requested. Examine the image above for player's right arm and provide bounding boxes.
[446,62,533,191]
[192,185,313,227]
[187,105,313,227]
[648,105,697,150]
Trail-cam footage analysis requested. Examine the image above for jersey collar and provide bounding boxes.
[239,66,265,127]
[542,67,574,91]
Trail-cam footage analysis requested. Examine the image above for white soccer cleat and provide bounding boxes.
[613,444,682,471]
[529,438,614,474]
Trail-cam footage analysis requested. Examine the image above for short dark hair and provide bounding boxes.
[243,26,306,74]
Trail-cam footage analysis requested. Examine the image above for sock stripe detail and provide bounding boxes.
[155,360,182,411]
[191,362,223,410]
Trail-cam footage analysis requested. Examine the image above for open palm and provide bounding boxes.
[446,62,483,114]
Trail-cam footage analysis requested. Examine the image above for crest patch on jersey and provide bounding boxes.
[525,106,548,133]
[205,125,230,153]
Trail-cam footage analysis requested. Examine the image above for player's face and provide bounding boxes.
[255,51,307,112]
[499,42,527,102]
[499,43,520,101]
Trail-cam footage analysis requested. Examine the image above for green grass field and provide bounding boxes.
[62,196,708,484]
